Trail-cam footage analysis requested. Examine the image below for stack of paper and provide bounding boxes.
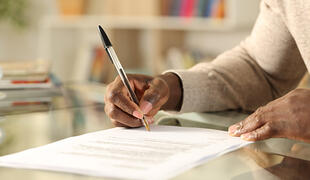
[0,125,250,179]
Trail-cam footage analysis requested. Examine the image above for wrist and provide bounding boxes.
[157,73,183,111]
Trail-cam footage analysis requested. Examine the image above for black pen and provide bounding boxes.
[98,25,150,131]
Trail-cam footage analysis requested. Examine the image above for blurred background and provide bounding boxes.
[0,0,267,84]
[0,2,310,179]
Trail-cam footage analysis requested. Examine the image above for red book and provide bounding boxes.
[12,78,50,84]
[180,0,197,17]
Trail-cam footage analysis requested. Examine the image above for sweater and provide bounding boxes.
[168,0,310,112]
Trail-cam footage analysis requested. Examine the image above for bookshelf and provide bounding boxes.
[42,16,236,31]
[38,0,260,83]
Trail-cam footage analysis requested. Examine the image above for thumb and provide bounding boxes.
[139,89,160,115]
[139,79,169,115]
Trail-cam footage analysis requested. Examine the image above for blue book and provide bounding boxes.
[196,0,207,17]
[170,0,182,16]
[204,0,215,17]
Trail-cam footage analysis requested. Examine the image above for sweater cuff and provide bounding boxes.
[163,69,206,113]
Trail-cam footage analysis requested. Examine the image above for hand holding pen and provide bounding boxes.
[99,26,183,129]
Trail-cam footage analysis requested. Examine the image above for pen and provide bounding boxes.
[98,25,150,131]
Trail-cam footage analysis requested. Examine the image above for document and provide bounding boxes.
[0,125,250,179]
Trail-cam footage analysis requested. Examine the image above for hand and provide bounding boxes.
[104,73,182,128]
[229,89,310,142]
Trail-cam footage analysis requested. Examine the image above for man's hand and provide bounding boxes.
[104,73,182,128]
[229,89,310,142]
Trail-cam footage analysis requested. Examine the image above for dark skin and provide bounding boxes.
[104,73,182,127]
[229,88,310,142]
[105,73,310,143]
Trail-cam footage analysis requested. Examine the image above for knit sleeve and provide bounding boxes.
[166,1,306,113]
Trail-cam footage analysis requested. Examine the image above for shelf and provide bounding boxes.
[41,15,248,32]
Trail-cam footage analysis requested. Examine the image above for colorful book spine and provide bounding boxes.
[170,0,182,16]
[204,0,214,17]
[214,0,225,18]
[180,0,197,17]
[163,0,225,19]
[196,0,207,17]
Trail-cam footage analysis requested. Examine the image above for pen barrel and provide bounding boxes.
[107,47,140,106]
[119,68,140,105]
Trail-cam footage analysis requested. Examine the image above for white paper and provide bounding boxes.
[0,125,250,180]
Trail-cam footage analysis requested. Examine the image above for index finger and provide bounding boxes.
[106,82,144,119]
[229,107,266,136]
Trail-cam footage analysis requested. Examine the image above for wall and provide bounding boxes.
[0,0,57,61]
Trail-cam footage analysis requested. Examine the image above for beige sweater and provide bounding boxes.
[169,0,310,113]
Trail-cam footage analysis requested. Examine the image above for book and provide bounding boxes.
[0,79,53,89]
[170,0,182,16]
[0,60,49,81]
[0,60,52,89]
[180,0,197,17]
[204,0,215,17]
[196,0,208,17]
[213,0,225,18]
[160,0,174,16]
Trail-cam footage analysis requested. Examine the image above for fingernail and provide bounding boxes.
[140,101,153,114]
[133,111,143,119]
[229,124,241,136]
[241,133,254,141]
[146,117,154,124]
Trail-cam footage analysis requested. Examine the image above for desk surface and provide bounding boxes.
[0,83,309,180]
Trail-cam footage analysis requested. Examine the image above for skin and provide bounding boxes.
[105,73,310,143]
[229,88,310,142]
[104,73,182,128]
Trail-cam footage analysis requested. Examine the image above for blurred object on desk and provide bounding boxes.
[0,82,105,116]
[0,60,52,89]
[0,88,61,116]
[0,60,49,81]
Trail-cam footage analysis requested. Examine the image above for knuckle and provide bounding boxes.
[255,113,264,124]
[108,106,118,119]
[108,91,122,103]
[110,119,118,126]
[256,106,264,114]
[252,132,259,140]
[146,89,161,102]
[265,122,277,135]
[254,107,265,124]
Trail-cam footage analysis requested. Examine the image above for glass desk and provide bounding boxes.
[0,83,309,180]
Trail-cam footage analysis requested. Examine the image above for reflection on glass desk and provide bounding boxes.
[0,83,310,180]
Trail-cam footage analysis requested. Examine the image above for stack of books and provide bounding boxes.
[161,0,225,18]
[0,60,63,115]
[0,60,53,89]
